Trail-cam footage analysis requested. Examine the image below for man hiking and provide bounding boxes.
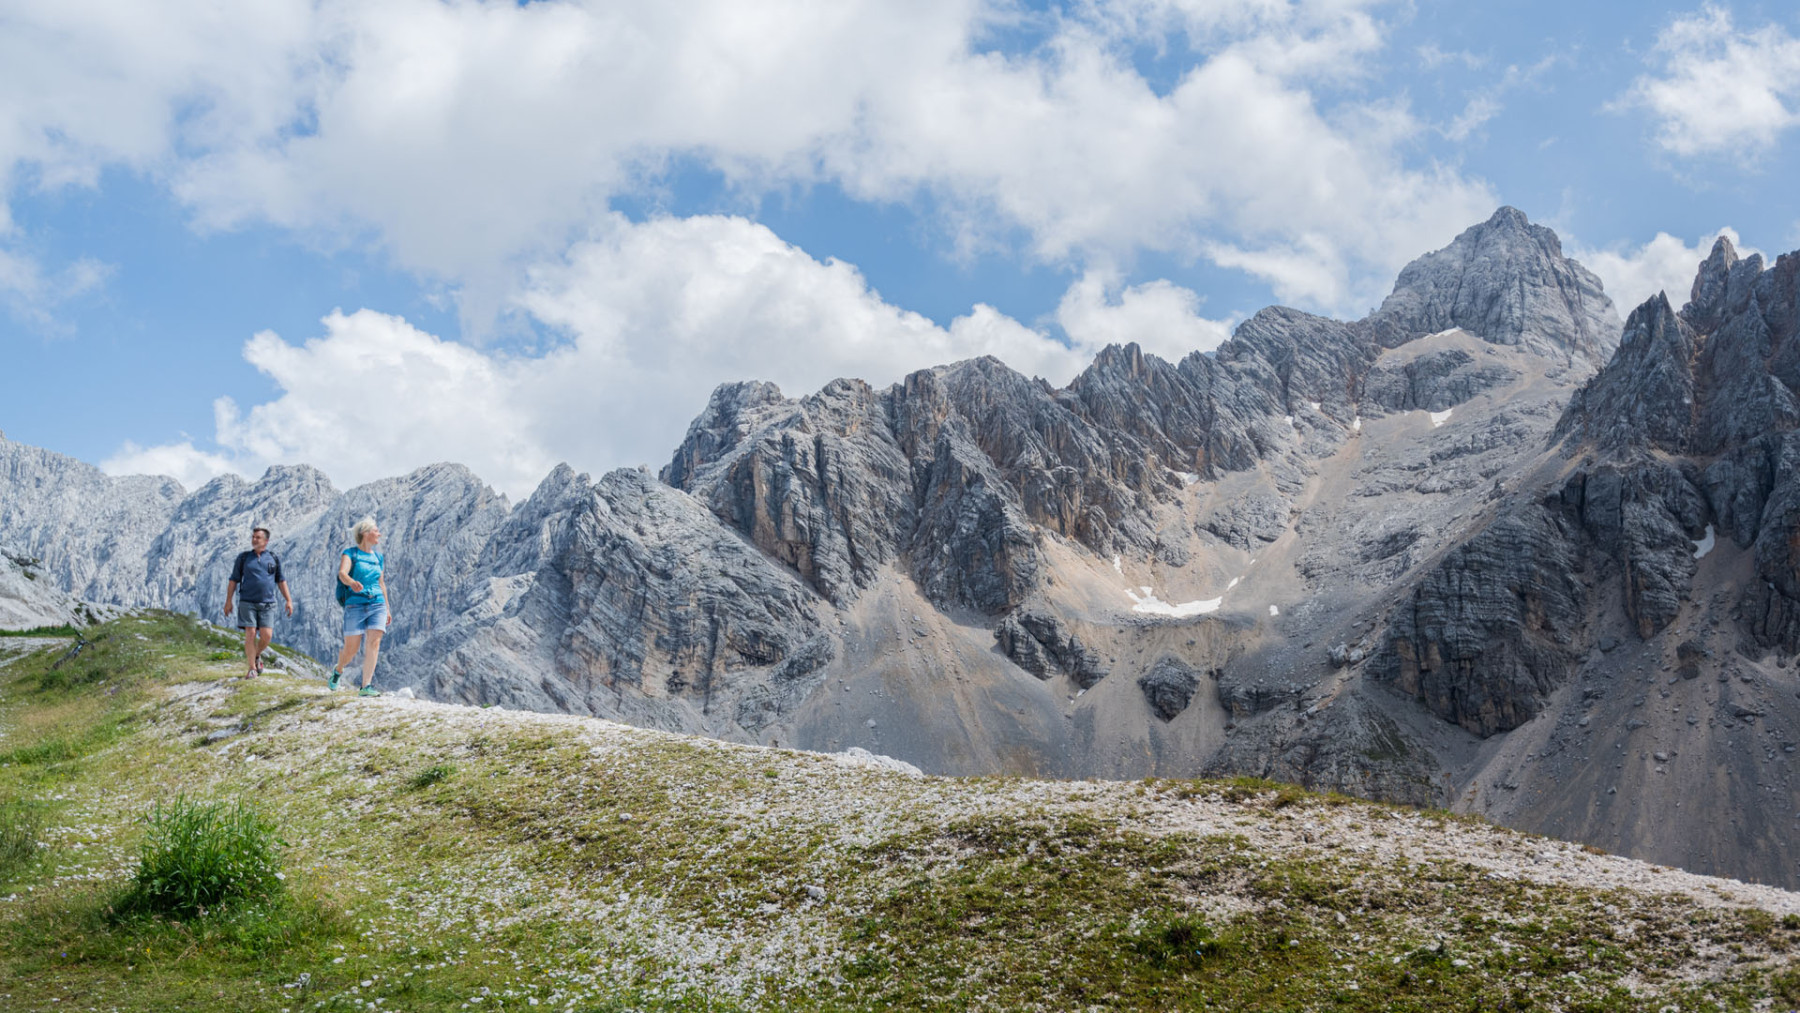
[223,525,293,678]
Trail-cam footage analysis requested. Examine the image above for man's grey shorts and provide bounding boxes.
[236,600,277,630]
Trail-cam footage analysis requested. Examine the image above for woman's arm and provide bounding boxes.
[338,554,363,591]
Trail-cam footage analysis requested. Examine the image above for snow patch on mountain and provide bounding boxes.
[1693,525,1716,560]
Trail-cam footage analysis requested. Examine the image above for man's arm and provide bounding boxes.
[224,552,246,616]
[270,554,292,615]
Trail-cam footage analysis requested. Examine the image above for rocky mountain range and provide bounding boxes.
[4,206,1797,889]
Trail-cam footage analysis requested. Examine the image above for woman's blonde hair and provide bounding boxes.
[352,516,379,546]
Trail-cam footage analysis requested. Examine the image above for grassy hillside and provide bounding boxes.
[2,614,1799,1012]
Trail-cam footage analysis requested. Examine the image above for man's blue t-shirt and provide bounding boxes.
[229,549,284,604]
[342,547,384,605]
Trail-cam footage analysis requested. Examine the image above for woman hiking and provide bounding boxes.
[331,516,391,697]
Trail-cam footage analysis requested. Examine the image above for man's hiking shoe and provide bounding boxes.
[255,657,264,674]
[328,669,342,692]
[358,686,381,698]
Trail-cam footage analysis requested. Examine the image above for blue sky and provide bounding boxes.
[3,0,1798,498]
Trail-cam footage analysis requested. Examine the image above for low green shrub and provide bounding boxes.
[1132,914,1238,969]
[118,794,284,919]
[36,665,108,692]
[407,762,456,790]
[0,798,41,884]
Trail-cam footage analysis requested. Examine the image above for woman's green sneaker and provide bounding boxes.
[358,686,381,698]
[328,669,342,691]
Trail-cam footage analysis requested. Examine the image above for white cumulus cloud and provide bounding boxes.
[109,215,1219,498]
[4,0,1495,320]
[1055,271,1232,362]
[216,310,559,497]
[100,440,238,493]
[1619,5,1800,158]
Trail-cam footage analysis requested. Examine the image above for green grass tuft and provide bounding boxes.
[117,794,285,920]
[1130,913,1239,969]
[407,761,456,790]
[0,624,80,638]
[0,797,41,885]
[36,663,109,692]
[1774,966,1800,1004]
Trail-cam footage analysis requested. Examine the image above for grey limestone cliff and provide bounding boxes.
[0,547,112,629]
[0,438,184,603]
[419,467,833,737]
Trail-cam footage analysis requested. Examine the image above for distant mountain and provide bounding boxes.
[0,547,108,629]
[12,207,1800,888]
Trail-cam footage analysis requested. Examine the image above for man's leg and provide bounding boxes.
[360,629,384,688]
[242,624,258,676]
[256,627,273,672]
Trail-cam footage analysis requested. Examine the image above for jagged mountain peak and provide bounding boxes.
[1363,206,1620,365]
[180,462,341,517]
[1559,233,1800,461]
[1697,232,1740,285]
[258,461,337,488]
[1683,233,1766,335]
[378,459,500,491]
[1624,289,1684,340]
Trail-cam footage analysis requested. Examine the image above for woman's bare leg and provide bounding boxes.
[360,629,384,687]
[336,634,362,674]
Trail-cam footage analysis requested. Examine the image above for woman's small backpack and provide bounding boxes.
[335,549,354,607]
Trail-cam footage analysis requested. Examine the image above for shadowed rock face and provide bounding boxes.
[1555,295,1701,454]
[662,378,914,607]
[1138,656,1203,721]
[29,208,1800,889]
[996,608,1108,688]
[1540,238,1800,652]
[1376,508,1590,737]
[1314,231,1800,888]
